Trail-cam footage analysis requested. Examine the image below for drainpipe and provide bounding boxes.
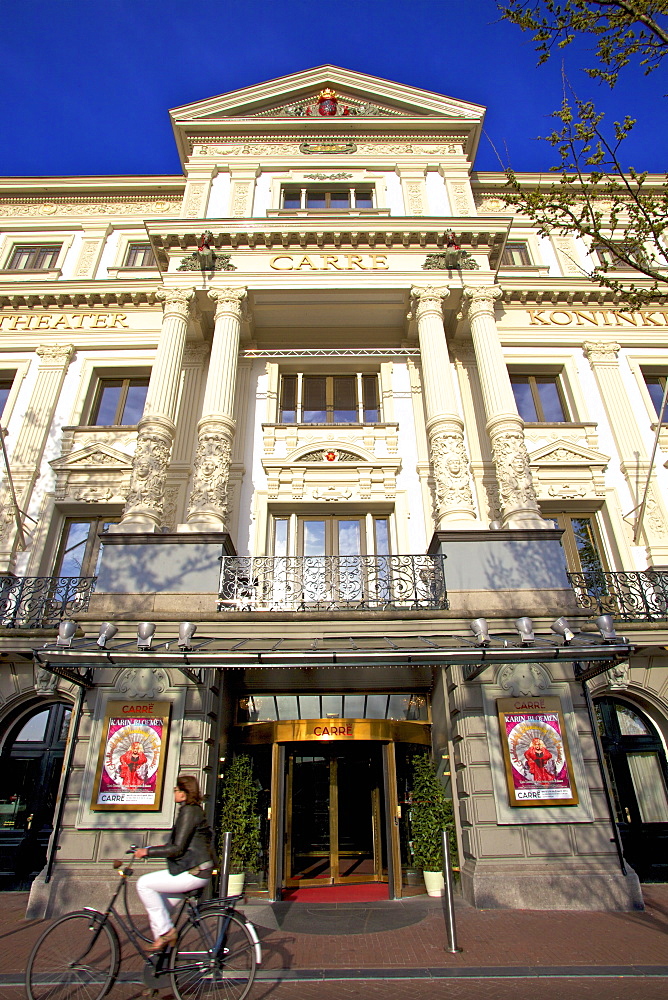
[45,684,86,883]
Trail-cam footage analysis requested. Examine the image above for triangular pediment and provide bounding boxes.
[171,65,485,124]
[51,443,133,472]
[529,440,610,468]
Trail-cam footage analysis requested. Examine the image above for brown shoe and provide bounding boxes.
[151,928,178,951]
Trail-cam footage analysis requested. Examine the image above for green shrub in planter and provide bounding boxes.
[217,754,262,875]
[410,753,458,873]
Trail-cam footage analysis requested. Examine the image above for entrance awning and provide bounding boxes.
[32,630,634,686]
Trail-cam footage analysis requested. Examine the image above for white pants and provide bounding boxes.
[136,869,210,938]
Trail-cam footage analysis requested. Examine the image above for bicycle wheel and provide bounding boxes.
[26,910,120,1000]
[170,908,257,1000]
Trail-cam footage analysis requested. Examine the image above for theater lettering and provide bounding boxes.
[270,253,388,271]
[528,309,668,327]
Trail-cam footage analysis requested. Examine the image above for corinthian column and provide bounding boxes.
[411,286,477,527]
[184,287,247,530]
[463,285,548,529]
[116,287,195,531]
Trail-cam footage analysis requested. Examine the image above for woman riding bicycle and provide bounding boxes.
[134,774,216,950]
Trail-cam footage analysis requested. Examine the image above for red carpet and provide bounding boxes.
[282,883,389,902]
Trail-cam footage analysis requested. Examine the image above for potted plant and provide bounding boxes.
[217,754,262,894]
[409,752,457,897]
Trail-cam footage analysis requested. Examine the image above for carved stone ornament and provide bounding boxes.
[462,284,503,319]
[177,252,236,272]
[491,430,539,510]
[209,286,247,319]
[34,664,59,695]
[430,431,475,515]
[299,448,361,462]
[497,662,551,697]
[605,661,629,690]
[124,431,172,514]
[115,666,171,698]
[304,172,353,180]
[423,251,478,271]
[410,285,448,320]
[155,287,195,320]
[583,341,621,364]
[36,344,75,365]
[187,432,233,520]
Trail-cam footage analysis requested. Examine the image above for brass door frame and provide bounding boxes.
[283,745,385,888]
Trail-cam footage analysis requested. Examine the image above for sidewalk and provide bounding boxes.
[1,885,667,999]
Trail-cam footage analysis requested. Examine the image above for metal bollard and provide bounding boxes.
[219,831,232,900]
[441,829,462,953]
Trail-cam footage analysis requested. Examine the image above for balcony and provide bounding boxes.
[568,570,668,621]
[0,576,96,628]
[218,555,448,612]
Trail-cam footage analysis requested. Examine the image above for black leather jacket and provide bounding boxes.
[146,803,216,876]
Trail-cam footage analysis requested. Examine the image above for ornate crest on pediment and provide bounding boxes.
[253,89,407,118]
[528,440,609,469]
[51,443,133,472]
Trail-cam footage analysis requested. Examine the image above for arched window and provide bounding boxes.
[595,697,668,882]
[0,702,71,890]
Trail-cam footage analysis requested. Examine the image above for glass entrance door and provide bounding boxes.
[285,743,385,886]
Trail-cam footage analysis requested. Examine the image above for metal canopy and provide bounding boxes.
[32,631,634,685]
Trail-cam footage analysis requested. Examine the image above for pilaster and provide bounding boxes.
[114,287,195,532]
[463,285,548,529]
[411,285,477,528]
[584,340,668,563]
[71,225,112,279]
[181,168,215,219]
[0,344,74,571]
[228,168,259,218]
[183,287,247,531]
[397,168,428,216]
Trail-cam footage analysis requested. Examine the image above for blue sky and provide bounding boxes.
[0,0,665,177]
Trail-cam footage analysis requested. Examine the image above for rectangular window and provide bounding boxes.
[281,186,374,210]
[278,373,380,424]
[272,514,390,558]
[89,377,149,426]
[510,374,569,422]
[54,517,118,578]
[643,373,668,422]
[500,242,531,267]
[548,512,608,578]
[594,243,642,271]
[6,245,62,270]
[0,379,13,417]
[123,242,156,268]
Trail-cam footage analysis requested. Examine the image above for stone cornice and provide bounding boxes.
[0,282,161,309]
[500,278,668,307]
[148,220,509,255]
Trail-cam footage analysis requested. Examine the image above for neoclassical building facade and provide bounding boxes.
[0,67,666,913]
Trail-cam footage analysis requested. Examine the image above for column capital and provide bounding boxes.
[36,344,74,366]
[410,285,449,320]
[463,284,502,317]
[583,340,621,363]
[156,286,195,319]
[208,286,247,320]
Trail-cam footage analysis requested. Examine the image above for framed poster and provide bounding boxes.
[91,700,171,811]
[497,696,578,807]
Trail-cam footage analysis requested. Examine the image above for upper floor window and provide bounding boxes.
[6,244,62,270]
[500,241,532,267]
[279,374,380,424]
[643,373,668,422]
[594,243,642,271]
[54,516,119,578]
[0,379,13,417]
[510,373,569,422]
[89,377,149,426]
[123,242,156,268]
[281,186,374,211]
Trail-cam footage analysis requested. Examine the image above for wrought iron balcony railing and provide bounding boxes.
[0,576,97,628]
[568,570,668,621]
[218,555,448,612]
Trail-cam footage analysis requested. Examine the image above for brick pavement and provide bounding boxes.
[1,886,666,1000]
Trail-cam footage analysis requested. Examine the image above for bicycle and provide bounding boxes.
[25,847,262,1000]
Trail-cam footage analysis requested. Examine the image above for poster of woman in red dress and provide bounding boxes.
[497,696,578,807]
[91,701,170,811]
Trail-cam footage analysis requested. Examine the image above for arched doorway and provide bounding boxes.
[0,701,71,890]
[595,696,668,882]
